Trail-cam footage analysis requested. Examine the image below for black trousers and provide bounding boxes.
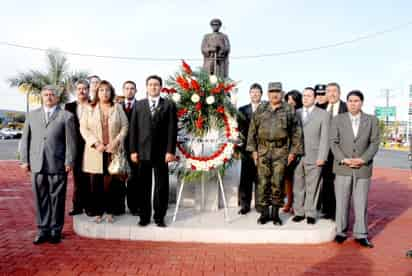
[238,153,258,210]
[318,155,336,218]
[138,160,169,221]
[32,172,67,235]
[71,166,88,212]
[126,163,140,214]
[87,153,124,216]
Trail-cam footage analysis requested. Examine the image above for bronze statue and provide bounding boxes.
[201,18,230,78]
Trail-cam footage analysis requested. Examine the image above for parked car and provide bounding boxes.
[0,131,13,140]
[0,128,22,139]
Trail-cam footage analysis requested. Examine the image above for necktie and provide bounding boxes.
[329,103,334,119]
[46,111,51,124]
[352,117,359,137]
[126,102,131,113]
[150,100,156,116]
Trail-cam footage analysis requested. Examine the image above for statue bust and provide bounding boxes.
[201,18,231,78]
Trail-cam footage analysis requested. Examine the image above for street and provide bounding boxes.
[1,139,410,170]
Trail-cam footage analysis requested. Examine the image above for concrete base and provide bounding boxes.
[73,208,336,244]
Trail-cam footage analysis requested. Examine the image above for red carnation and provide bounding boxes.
[224,83,236,93]
[176,76,190,91]
[216,106,225,114]
[177,108,188,118]
[191,79,200,92]
[195,116,204,129]
[195,102,202,111]
[161,87,170,93]
[182,60,192,75]
[169,88,177,94]
[191,164,197,171]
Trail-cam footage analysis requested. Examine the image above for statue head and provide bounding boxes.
[210,18,222,32]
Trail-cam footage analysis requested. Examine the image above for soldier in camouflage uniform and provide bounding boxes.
[246,82,303,225]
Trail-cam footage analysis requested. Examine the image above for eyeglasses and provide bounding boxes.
[316,92,326,96]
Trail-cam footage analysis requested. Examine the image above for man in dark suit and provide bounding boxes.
[237,83,263,215]
[330,90,380,248]
[20,85,77,244]
[319,82,348,220]
[129,75,177,227]
[65,80,90,216]
[122,80,139,215]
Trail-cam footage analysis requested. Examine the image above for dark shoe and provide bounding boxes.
[406,250,412,258]
[155,219,167,228]
[49,234,62,244]
[292,215,305,222]
[355,238,374,248]
[272,206,282,226]
[238,206,251,215]
[69,209,83,216]
[138,219,150,227]
[334,235,347,244]
[131,212,140,216]
[257,207,271,224]
[324,213,335,220]
[307,217,316,224]
[33,234,49,245]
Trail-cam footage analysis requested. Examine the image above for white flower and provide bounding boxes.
[206,95,215,105]
[191,94,200,103]
[171,93,181,103]
[209,75,218,84]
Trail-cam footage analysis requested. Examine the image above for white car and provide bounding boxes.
[0,128,22,138]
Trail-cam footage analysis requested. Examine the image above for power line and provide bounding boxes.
[0,20,411,62]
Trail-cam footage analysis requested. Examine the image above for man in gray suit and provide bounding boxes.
[292,87,330,224]
[330,90,380,248]
[20,85,77,244]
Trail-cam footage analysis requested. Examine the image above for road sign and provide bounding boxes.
[375,106,396,119]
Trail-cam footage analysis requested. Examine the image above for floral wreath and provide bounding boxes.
[162,60,241,180]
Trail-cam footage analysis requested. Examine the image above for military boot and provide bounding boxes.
[272,205,282,226]
[257,206,271,224]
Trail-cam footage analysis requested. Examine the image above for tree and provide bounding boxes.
[7,49,89,113]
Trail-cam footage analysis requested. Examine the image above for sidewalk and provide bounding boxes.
[0,161,411,276]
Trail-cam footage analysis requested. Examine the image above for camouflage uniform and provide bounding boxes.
[246,101,303,209]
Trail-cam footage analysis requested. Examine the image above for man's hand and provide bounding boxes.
[20,163,30,173]
[130,153,139,164]
[165,153,175,163]
[316,160,325,167]
[287,154,296,166]
[252,152,258,166]
[65,166,73,173]
[95,143,105,153]
[349,158,365,168]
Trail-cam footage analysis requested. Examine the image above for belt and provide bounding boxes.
[260,139,287,148]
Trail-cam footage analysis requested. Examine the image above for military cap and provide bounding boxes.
[314,84,327,94]
[268,82,283,92]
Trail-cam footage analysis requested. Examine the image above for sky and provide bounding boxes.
[0,0,411,121]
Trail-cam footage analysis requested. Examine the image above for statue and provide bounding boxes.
[201,18,231,78]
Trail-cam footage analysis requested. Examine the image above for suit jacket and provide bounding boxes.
[20,106,77,174]
[329,112,380,178]
[65,101,86,165]
[129,97,177,161]
[80,103,129,173]
[238,104,253,152]
[296,106,330,164]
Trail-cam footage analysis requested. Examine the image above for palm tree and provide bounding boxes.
[7,49,89,113]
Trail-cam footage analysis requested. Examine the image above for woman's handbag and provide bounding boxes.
[108,144,130,176]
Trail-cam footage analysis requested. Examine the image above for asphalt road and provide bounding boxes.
[0,140,410,170]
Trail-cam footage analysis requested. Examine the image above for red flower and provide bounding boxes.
[191,79,200,92]
[182,60,192,75]
[211,83,225,94]
[223,158,229,163]
[161,87,170,93]
[169,88,177,94]
[216,106,225,114]
[177,108,188,118]
[195,116,204,129]
[176,76,190,91]
[195,102,202,111]
[224,83,236,93]
[191,164,197,171]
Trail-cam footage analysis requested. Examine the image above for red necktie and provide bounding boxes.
[126,102,131,113]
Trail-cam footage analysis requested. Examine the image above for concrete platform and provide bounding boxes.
[73,207,336,244]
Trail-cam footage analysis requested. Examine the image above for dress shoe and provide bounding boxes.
[307,217,316,224]
[257,207,271,224]
[334,235,347,244]
[155,219,167,227]
[138,219,150,226]
[69,209,83,216]
[33,234,49,245]
[355,238,374,248]
[324,213,335,221]
[49,234,62,244]
[238,206,250,215]
[292,215,305,222]
[272,206,282,226]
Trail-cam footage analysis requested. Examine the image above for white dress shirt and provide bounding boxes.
[302,105,315,122]
[43,105,57,123]
[349,112,361,137]
[327,101,341,117]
